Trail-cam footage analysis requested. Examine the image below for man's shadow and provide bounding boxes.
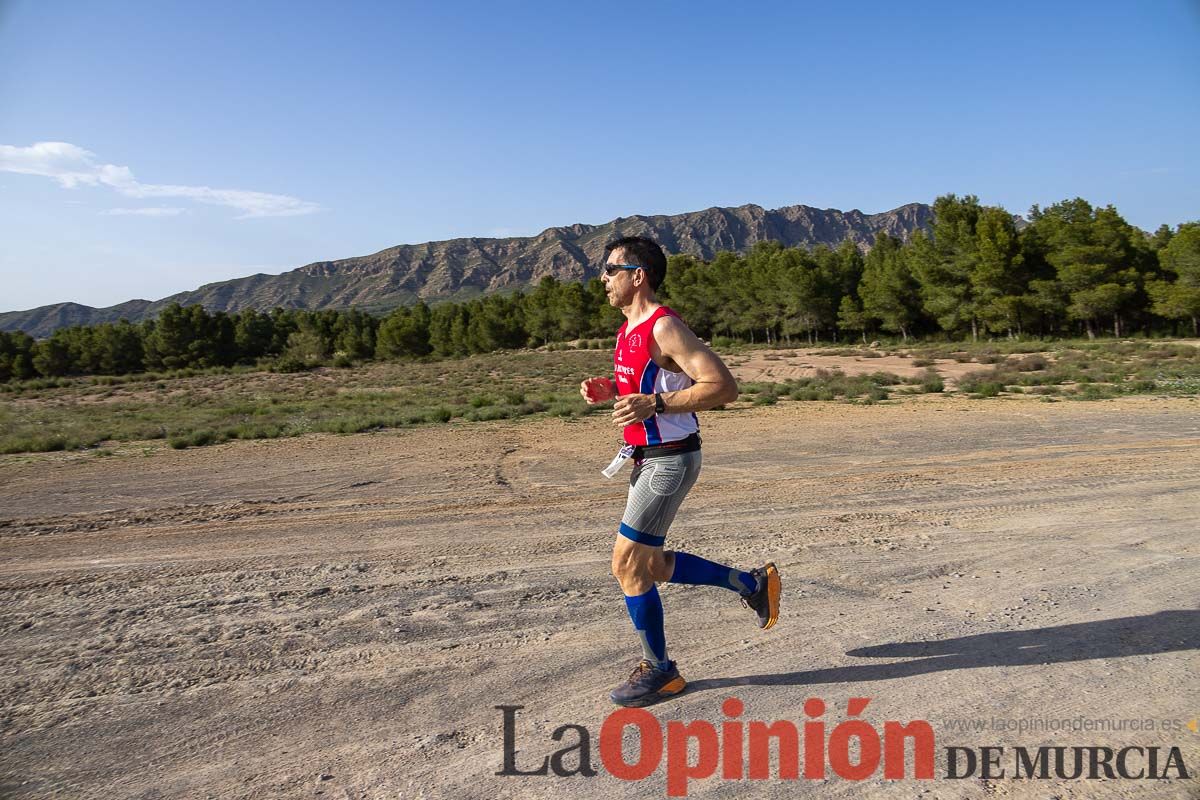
[687,609,1199,692]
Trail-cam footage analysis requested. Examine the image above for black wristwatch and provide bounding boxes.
[654,392,665,414]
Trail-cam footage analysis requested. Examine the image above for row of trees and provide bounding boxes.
[0,281,625,380]
[2,195,1197,382]
[665,196,1199,344]
[0,305,380,381]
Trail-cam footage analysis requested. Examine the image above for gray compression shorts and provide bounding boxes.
[618,449,702,548]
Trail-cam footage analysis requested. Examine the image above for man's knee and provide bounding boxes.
[614,544,652,582]
[612,542,670,588]
[611,548,647,581]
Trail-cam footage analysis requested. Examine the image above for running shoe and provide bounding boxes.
[609,660,686,707]
[742,562,781,629]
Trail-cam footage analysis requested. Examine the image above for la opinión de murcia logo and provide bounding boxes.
[496,698,1193,797]
[499,697,934,796]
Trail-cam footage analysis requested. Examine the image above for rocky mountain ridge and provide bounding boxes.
[1,201,933,338]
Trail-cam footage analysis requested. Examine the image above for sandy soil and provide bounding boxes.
[728,350,989,388]
[1,394,1198,799]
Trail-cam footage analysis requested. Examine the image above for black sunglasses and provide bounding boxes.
[602,263,642,276]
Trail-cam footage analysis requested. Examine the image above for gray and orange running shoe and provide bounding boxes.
[609,660,686,707]
[742,562,781,629]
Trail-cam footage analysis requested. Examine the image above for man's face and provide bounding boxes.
[602,248,638,307]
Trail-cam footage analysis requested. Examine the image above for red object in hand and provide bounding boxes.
[581,377,617,404]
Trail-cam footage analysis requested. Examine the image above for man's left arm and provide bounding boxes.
[610,316,738,426]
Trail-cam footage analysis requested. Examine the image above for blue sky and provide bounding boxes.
[1,0,1197,312]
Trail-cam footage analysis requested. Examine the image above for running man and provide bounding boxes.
[580,235,781,707]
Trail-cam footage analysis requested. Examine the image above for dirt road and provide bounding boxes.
[2,395,1198,798]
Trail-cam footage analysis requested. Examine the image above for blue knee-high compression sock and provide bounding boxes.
[669,551,758,595]
[624,586,670,670]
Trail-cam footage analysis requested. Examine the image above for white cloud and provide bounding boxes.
[102,207,188,217]
[0,141,320,218]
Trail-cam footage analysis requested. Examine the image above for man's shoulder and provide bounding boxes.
[651,309,692,337]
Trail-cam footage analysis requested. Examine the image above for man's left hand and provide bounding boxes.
[612,393,657,427]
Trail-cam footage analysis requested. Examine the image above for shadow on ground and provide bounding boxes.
[686,609,1199,693]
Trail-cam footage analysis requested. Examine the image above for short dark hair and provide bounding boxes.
[604,236,667,291]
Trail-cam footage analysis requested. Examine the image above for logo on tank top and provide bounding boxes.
[628,333,643,350]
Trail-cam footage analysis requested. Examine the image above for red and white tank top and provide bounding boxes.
[613,306,700,447]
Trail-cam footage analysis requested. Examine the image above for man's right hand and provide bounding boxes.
[580,377,617,404]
